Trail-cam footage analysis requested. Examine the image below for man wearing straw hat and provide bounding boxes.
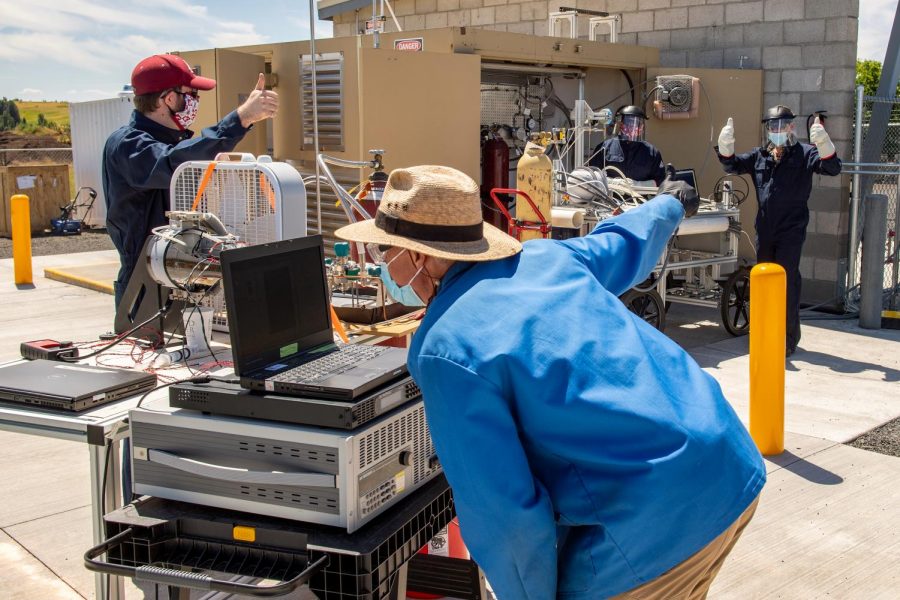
[336,166,764,600]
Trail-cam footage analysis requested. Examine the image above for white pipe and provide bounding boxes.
[675,215,730,236]
[551,207,585,228]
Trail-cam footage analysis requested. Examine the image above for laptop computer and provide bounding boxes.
[671,168,699,196]
[0,360,157,412]
[220,235,409,400]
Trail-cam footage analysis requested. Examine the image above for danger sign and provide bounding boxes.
[394,38,424,52]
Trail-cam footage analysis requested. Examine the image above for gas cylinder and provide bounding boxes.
[481,136,510,231]
[516,140,553,242]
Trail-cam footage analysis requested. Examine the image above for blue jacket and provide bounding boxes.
[589,136,666,184]
[717,143,842,241]
[102,110,248,268]
[408,196,766,600]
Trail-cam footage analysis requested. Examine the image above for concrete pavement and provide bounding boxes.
[1,250,898,599]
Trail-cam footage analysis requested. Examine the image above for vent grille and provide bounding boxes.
[656,75,696,114]
[238,441,337,464]
[294,163,356,256]
[352,397,377,426]
[358,404,436,484]
[239,485,339,513]
[301,52,344,151]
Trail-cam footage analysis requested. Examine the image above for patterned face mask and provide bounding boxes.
[171,92,199,130]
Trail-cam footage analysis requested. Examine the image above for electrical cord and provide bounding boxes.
[134,373,239,410]
[63,302,172,362]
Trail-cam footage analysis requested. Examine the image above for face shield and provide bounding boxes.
[763,117,796,148]
[618,114,645,142]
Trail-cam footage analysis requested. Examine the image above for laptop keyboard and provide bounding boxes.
[275,344,389,384]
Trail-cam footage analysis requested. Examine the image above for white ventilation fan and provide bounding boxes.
[653,75,700,120]
[169,152,307,330]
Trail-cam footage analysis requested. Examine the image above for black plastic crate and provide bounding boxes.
[91,475,468,599]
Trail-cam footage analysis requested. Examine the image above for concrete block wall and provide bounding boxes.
[330,0,860,305]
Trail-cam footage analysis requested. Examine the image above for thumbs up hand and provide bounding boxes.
[237,72,279,128]
[718,117,735,157]
[810,116,836,158]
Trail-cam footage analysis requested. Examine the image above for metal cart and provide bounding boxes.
[584,201,750,336]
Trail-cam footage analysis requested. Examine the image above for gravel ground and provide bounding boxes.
[848,416,900,458]
[0,227,116,259]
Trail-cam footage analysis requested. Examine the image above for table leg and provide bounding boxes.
[89,440,124,600]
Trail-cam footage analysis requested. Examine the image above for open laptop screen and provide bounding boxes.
[221,236,333,376]
[671,169,699,196]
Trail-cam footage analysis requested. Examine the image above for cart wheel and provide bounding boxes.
[621,289,666,332]
[720,267,751,336]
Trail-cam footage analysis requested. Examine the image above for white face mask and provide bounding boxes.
[767,131,789,147]
[171,92,198,130]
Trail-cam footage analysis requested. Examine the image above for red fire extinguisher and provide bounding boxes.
[406,518,469,599]
[481,136,510,231]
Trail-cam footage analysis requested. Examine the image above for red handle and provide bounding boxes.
[489,188,549,225]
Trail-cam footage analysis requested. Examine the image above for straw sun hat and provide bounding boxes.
[334,165,522,262]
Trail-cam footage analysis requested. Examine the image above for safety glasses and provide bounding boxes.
[365,243,392,263]
[167,88,200,99]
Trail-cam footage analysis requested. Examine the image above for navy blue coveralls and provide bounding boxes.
[102,110,249,308]
[718,143,842,351]
[589,135,666,184]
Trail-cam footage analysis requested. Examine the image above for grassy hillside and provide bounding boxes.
[17,101,70,127]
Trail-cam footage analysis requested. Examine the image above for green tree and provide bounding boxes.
[857,60,882,97]
[36,113,47,127]
[856,59,900,97]
[0,97,21,130]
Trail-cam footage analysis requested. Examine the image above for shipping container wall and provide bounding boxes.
[69,97,134,227]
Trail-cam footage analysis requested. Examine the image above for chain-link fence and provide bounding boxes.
[847,89,900,310]
[0,147,72,167]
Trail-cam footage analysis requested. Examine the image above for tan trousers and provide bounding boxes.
[610,496,760,600]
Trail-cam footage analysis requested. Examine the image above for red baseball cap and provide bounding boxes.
[131,54,216,95]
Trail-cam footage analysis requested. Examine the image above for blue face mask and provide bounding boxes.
[380,250,426,307]
[767,131,789,147]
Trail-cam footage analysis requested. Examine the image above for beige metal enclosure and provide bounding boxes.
[177,27,762,256]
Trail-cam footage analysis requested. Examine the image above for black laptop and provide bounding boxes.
[220,235,408,400]
[0,360,157,411]
[671,168,700,196]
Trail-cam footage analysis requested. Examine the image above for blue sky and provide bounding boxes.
[0,0,333,102]
[0,0,895,102]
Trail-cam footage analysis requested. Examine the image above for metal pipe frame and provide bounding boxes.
[315,154,375,222]
[848,85,865,308]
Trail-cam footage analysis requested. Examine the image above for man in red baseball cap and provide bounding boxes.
[103,53,279,504]
[130,54,217,97]
[103,53,278,311]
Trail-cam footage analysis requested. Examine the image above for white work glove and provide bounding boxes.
[718,117,735,157]
[810,116,835,158]
[237,73,279,128]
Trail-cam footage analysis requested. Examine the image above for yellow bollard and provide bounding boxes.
[749,263,786,455]
[11,194,33,285]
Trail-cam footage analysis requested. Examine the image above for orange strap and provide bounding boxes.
[330,305,349,343]
[190,162,218,211]
[259,173,276,211]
